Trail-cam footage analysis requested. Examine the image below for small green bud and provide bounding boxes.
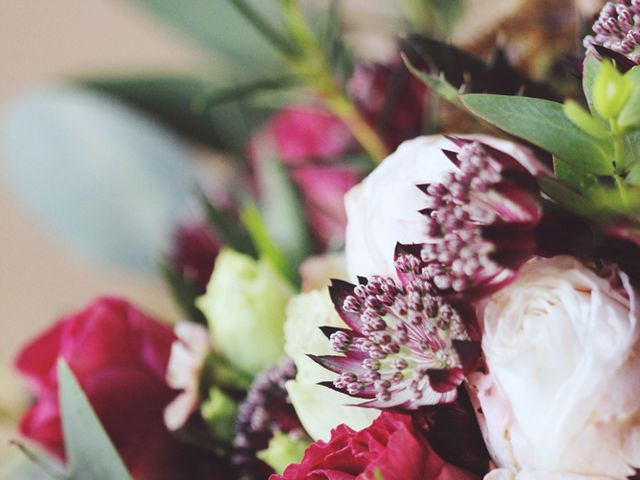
[256,431,309,475]
[593,61,633,120]
[197,248,294,376]
[563,100,609,139]
[201,387,237,443]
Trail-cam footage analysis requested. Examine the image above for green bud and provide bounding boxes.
[200,387,237,443]
[593,61,633,120]
[197,248,294,375]
[256,431,309,475]
[563,100,609,139]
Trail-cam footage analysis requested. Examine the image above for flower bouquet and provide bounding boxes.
[7,0,640,478]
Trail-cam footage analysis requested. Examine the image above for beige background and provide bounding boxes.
[0,0,212,460]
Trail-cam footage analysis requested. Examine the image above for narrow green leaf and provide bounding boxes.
[81,75,271,155]
[253,148,311,271]
[402,54,461,106]
[58,360,132,480]
[127,0,282,68]
[200,192,256,257]
[240,204,297,285]
[462,94,614,174]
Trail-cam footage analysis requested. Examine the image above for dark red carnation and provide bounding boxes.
[272,412,480,480]
[15,296,230,479]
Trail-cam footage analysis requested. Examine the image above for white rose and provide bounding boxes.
[470,256,640,479]
[344,134,541,279]
[283,290,379,441]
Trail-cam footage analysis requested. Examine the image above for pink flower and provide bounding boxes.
[15,297,229,479]
[169,220,220,294]
[164,322,212,432]
[248,105,360,247]
[272,412,480,480]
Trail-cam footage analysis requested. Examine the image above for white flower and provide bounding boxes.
[344,134,541,279]
[470,256,640,479]
[197,248,294,375]
[164,322,212,431]
[283,290,379,441]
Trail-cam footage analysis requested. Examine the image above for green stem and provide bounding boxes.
[229,0,296,55]
[279,0,389,164]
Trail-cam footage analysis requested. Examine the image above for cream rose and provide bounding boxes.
[344,134,541,279]
[470,256,640,479]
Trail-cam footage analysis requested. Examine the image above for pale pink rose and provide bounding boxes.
[344,135,543,279]
[164,322,212,431]
[470,256,640,478]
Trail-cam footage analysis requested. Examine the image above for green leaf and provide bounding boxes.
[583,54,601,116]
[401,35,558,101]
[621,130,640,173]
[554,158,598,193]
[158,260,208,325]
[81,75,271,155]
[127,0,282,68]
[462,94,614,174]
[253,148,311,272]
[240,203,297,285]
[537,176,596,218]
[401,54,461,106]
[58,360,132,480]
[200,192,256,256]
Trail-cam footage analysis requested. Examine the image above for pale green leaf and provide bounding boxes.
[58,360,132,480]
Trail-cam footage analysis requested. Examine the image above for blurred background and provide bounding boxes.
[0,0,603,465]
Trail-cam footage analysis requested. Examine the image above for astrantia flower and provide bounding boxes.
[584,0,640,64]
[311,256,481,410]
[233,358,308,477]
[419,138,542,298]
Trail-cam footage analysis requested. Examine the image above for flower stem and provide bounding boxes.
[278,0,389,164]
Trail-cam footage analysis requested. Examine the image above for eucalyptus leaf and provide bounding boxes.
[127,0,282,69]
[58,360,133,480]
[81,75,271,155]
[462,94,614,174]
[402,54,460,106]
[2,86,195,273]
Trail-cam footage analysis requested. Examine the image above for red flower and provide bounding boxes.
[15,296,229,479]
[169,220,220,294]
[272,412,480,480]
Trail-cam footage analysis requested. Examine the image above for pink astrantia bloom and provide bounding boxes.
[311,253,481,410]
[418,138,542,299]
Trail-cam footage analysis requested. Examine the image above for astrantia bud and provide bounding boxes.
[584,0,640,64]
[197,249,294,375]
[233,358,308,477]
[311,255,481,410]
[418,138,542,299]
